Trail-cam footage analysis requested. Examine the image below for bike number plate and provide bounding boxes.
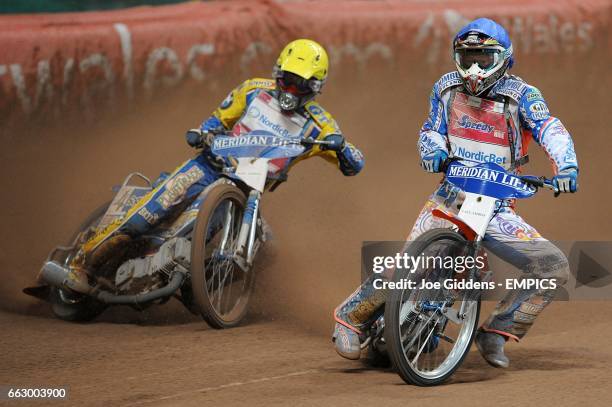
[235,158,269,192]
[457,192,497,238]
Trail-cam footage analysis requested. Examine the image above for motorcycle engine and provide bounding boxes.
[114,237,191,294]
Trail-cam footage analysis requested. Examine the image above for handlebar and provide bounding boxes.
[300,138,334,146]
[440,157,556,194]
[518,175,554,190]
[209,132,333,146]
[439,156,458,174]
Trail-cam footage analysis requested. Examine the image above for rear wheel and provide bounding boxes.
[50,202,110,322]
[191,183,256,329]
[50,287,106,322]
[385,229,481,386]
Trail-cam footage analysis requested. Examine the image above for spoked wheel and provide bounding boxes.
[191,183,256,329]
[385,229,481,386]
[49,202,111,322]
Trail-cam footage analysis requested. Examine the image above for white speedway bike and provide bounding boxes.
[368,158,554,385]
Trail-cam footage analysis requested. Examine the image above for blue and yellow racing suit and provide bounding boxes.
[75,78,364,269]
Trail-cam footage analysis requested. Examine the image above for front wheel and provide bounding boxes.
[190,183,256,329]
[385,229,481,386]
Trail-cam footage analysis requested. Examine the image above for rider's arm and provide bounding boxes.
[309,105,364,176]
[200,85,244,133]
[317,130,364,176]
[519,86,579,174]
[334,139,365,176]
[418,83,450,160]
[199,79,275,133]
[416,81,452,173]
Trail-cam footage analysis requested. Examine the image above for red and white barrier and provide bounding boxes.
[0,0,609,122]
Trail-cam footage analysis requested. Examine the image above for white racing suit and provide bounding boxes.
[335,72,578,342]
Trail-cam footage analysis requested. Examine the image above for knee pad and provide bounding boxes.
[532,247,570,286]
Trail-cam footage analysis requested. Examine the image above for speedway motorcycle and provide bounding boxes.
[363,158,554,385]
[24,130,332,328]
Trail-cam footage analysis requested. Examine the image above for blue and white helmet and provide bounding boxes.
[453,18,514,96]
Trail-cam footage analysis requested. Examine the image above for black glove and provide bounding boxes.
[320,134,346,152]
[185,129,215,149]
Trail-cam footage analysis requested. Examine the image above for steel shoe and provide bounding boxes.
[332,323,363,360]
[475,329,510,368]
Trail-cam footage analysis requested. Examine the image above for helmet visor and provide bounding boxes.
[278,72,312,95]
[455,48,500,70]
[277,71,324,95]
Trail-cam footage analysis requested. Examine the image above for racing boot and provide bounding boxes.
[332,323,362,360]
[475,329,510,368]
[333,275,387,360]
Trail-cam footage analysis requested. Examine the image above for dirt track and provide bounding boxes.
[2,301,611,406]
[0,44,611,405]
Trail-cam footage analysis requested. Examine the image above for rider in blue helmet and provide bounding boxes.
[332,18,578,368]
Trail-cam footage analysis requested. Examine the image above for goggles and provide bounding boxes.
[277,71,323,95]
[455,48,502,71]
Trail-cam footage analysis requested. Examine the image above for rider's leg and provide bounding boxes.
[333,195,454,360]
[73,156,219,272]
[477,208,570,367]
[333,274,388,359]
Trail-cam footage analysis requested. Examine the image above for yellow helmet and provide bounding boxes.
[275,39,329,81]
[273,39,329,111]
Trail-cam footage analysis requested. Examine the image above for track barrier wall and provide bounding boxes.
[0,0,610,127]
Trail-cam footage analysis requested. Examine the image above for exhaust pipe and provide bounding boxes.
[39,260,92,294]
[39,261,187,305]
[95,269,186,305]
[39,261,72,288]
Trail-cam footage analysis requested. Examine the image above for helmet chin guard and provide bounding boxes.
[458,56,510,96]
[273,69,319,111]
[466,74,483,95]
[278,91,300,111]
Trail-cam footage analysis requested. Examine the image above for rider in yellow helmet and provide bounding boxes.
[69,39,364,280]
[189,39,363,175]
